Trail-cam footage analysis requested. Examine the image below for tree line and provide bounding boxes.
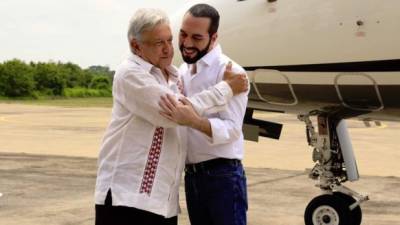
[0,59,114,98]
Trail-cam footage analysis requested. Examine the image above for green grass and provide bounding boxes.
[0,97,113,108]
[63,88,112,98]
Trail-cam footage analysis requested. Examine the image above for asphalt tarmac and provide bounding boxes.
[1,103,400,224]
[1,153,400,225]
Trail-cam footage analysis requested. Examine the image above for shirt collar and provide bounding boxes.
[129,52,154,73]
[165,66,179,82]
[199,44,222,66]
[128,52,179,80]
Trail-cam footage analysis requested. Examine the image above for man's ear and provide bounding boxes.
[210,32,218,46]
[130,39,141,55]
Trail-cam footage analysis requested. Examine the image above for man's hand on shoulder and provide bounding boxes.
[223,61,248,95]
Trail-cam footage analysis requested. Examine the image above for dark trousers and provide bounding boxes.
[185,158,248,225]
[95,190,177,225]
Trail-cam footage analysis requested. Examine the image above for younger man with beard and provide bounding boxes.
[160,3,249,225]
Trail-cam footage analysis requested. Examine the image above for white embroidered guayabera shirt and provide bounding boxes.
[95,53,234,217]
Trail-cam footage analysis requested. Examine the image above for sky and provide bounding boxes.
[0,0,194,69]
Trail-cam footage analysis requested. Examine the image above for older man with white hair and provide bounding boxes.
[94,8,247,225]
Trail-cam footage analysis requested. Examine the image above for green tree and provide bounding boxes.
[87,65,114,83]
[81,70,94,88]
[1,59,35,97]
[32,62,65,96]
[89,75,111,90]
[58,62,85,88]
[0,63,5,96]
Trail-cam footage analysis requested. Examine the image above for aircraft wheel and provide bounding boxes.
[333,192,362,225]
[304,194,353,225]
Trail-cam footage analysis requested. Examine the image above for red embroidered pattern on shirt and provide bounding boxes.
[139,127,164,196]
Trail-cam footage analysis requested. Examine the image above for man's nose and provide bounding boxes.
[182,37,193,48]
[162,41,172,54]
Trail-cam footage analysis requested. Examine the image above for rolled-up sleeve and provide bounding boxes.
[208,91,248,145]
[207,65,249,145]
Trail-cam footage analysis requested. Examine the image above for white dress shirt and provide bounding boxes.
[95,53,234,218]
[180,44,249,164]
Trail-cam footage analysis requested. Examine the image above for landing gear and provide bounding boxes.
[298,113,368,225]
[305,194,352,225]
[304,192,362,225]
[333,192,362,225]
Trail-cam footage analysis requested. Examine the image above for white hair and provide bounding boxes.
[127,8,169,43]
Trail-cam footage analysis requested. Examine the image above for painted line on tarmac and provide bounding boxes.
[373,124,387,129]
[377,122,387,129]
[351,121,388,130]
[0,116,16,123]
[248,172,306,187]
[365,122,388,129]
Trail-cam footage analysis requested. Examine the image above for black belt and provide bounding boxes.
[185,158,241,174]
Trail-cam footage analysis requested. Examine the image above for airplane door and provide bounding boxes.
[250,69,298,106]
[334,73,384,111]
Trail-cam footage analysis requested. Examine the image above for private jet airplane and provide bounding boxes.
[173,0,400,224]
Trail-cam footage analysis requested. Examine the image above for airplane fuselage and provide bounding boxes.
[171,2,399,224]
[174,0,400,121]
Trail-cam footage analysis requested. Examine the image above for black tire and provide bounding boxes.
[304,194,353,225]
[333,192,362,225]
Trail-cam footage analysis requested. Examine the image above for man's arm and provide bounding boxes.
[114,68,178,128]
[159,95,213,137]
[159,63,249,140]
[115,63,247,129]
[185,62,248,116]
[204,63,249,144]
[206,92,248,144]
[159,92,247,141]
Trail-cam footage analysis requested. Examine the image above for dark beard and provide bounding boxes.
[179,39,211,64]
